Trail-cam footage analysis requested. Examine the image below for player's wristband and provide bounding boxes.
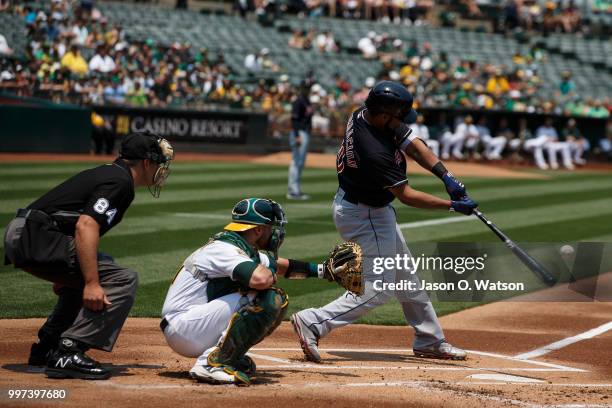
[431,161,448,180]
[286,259,323,279]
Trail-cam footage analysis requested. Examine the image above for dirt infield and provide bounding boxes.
[3,151,612,179]
[1,293,610,408]
[253,152,554,179]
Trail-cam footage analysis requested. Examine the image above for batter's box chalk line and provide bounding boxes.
[249,347,586,373]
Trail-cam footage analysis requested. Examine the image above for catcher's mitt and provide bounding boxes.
[323,242,363,296]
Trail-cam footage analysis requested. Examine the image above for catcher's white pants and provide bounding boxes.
[162,292,254,367]
[295,189,445,349]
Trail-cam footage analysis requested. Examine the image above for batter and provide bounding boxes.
[291,81,478,362]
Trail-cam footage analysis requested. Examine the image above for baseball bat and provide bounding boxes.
[473,209,557,287]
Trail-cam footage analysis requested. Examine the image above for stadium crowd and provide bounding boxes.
[1,1,609,115]
[0,0,610,165]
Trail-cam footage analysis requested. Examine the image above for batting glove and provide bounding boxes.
[443,172,467,201]
[450,197,478,215]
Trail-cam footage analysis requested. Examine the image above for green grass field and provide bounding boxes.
[1,161,611,323]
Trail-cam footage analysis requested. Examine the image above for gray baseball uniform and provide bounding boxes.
[295,108,444,348]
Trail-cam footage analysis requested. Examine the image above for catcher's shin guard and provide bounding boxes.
[210,288,288,367]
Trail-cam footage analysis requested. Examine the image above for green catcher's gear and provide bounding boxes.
[224,198,287,257]
[208,287,289,373]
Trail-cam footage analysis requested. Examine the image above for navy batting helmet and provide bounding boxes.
[364,81,418,124]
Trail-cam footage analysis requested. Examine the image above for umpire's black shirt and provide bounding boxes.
[27,158,135,236]
[337,108,408,207]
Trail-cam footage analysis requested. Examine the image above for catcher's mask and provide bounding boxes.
[119,133,175,198]
[224,198,287,257]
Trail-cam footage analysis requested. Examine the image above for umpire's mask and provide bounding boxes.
[119,132,175,198]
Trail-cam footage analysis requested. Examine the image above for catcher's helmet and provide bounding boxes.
[225,198,287,257]
[225,198,287,232]
[364,81,418,124]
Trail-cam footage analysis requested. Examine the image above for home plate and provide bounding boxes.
[467,374,546,383]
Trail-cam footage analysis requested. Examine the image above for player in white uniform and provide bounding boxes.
[161,198,336,386]
[441,115,480,160]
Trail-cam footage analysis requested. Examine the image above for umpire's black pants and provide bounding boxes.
[3,212,138,352]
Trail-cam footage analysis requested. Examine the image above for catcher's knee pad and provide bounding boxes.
[211,288,288,367]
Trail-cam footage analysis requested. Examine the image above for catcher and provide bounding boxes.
[160,198,362,386]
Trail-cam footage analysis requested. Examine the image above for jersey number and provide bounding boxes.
[105,208,117,225]
[93,198,109,214]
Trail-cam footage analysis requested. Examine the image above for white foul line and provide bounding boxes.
[514,321,612,360]
[398,215,476,230]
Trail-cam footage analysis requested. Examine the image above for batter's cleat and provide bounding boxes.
[236,355,257,376]
[413,341,467,360]
[28,342,54,366]
[290,313,321,363]
[189,364,251,386]
[45,338,111,380]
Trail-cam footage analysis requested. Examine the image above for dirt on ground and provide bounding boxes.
[252,152,552,179]
[3,152,611,178]
[1,283,611,408]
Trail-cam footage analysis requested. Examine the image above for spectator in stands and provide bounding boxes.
[70,19,88,46]
[410,114,439,157]
[0,33,13,56]
[61,44,88,75]
[502,0,520,31]
[589,99,610,118]
[126,81,148,107]
[315,30,338,53]
[0,0,10,12]
[288,30,306,49]
[562,118,588,165]
[559,1,581,33]
[235,0,251,18]
[103,78,125,105]
[558,71,575,98]
[244,49,263,72]
[486,68,510,97]
[358,31,377,59]
[89,44,116,74]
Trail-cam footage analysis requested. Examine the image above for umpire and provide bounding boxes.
[3,133,174,380]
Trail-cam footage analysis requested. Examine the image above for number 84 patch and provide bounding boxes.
[94,198,118,225]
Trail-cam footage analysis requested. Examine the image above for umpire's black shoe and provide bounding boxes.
[28,342,54,366]
[45,339,111,380]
